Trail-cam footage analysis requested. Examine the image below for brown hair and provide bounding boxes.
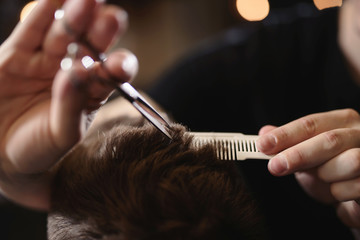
[48,118,265,240]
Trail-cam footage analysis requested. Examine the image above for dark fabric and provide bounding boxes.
[147,4,358,240]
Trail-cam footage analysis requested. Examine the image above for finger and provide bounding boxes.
[5,0,61,50]
[5,63,88,174]
[330,177,360,202]
[43,1,127,59]
[50,62,90,152]
[43,0,99,58]
[102,49,138,81]
[295,171,336,204]
[258,125,276,136]
[318,148,360,183]
[81,50,138,105]
[268,128,360,176]
[257,109,360,155]
[86,5,128,53]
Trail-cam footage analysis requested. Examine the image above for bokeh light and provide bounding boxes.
[236,0,270,21]
[20,1,38,22]
[313,0,342,10]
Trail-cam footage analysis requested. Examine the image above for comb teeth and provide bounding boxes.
[188,132,271,160]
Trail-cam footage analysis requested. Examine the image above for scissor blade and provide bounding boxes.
[118,83,172,140]
[119,83,170,126]
[132,101,172,140]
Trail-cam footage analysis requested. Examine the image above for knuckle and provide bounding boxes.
[275,127,289,142]
[300,116,317,137]
[322,130,342,151]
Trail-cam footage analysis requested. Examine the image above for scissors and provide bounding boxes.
[60,40,173,140]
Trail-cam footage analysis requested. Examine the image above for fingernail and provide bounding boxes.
[269,155,288,175]
[257,134,277,152]
[122,54,138,77]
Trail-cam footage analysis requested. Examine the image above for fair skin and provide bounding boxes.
[0,0,138,210]
[257,109,360,230]
[0,0,359,236]
[257,0,360,232]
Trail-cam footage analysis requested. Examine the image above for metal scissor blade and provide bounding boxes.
[117,83,173,140]
[132,101,172,140]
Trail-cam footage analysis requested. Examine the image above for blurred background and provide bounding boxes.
[0,0,342,90]
[0,0,342,239]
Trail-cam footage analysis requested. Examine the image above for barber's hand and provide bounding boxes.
[0,0,138,210]
[257,109,360,229]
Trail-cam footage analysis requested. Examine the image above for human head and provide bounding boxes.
[48,118,265,240]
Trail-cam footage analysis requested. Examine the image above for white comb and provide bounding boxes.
[189,132,272,160]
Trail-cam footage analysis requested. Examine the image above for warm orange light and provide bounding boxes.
[313,0,342,10]
[236,0,270,21]
[20,1,38,22]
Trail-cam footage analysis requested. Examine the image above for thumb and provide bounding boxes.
[50,64,89,152]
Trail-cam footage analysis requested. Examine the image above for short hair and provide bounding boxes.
[48,118,266,240]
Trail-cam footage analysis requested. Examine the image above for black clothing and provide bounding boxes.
[148,4,359,240]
